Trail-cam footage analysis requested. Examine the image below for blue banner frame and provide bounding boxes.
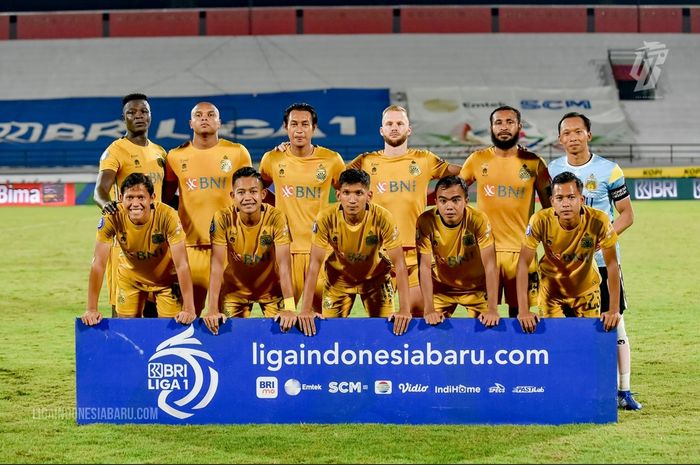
[75,318,617,425]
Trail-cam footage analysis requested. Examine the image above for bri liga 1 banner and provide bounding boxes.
[76,318,617,425]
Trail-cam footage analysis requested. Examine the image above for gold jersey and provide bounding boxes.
[460,146,550,252]
[312,203,402,288]
[95,201,186,286]
[99,137,166,198]
[210,205,290,299]
[523,205,618,298]
[259,145,345,253]
[416,206,494,291]
[165,139,252,246]
[347,149,450,248]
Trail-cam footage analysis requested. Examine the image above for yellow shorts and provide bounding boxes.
[432,283,487,317]
[221,293,283,318]
[291,252,325,312]
[539,287,601,318]
[186,245,211,313]
[321,274,394,318]
[497,250,538,308]
[106,243,120,307]
[115,273,181,318]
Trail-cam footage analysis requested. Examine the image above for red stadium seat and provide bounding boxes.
[400,6,491,33]
[303,7,393,34]
[17,12,102,39]
[0,15,8,40]
[499,6,587,33]
[205,8,250,36]
[594,7,638,33]
[110,10,199,37]
[690,7,700,33]
[251,7,296,35]
[639,7,682,33]
[611,64,635,82]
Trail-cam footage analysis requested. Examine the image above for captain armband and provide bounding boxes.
[610,184,630,202]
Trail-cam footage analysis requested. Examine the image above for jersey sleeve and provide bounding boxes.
[597,216,618,251]
[95,215,116,243]
[522,213,544,250]
[271,209,291,246]
[459,154,476,183]
[379,209,402,250]
[259,152,273,184]
[535,157,552,197]
[165,150,179,182]
[210,208,230,246]
[165,208,186,245]
[474,210,495,249]
[311,212,332,250]
[98,142,121,173]
[429,152,451,179]
[346,154,363,171]
[239,145,253,168]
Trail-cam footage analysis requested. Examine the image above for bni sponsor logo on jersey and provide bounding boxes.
[375,180,417,194]
[482,184,526,199]
[147,325,219,419]
[184,176,228,191]
[281,185,322,199]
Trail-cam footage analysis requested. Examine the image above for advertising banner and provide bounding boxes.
[0,89,390,166]
[628,178,700,200]
[404,86,633,151]
[0,182,74,206]
[76,318,616,425]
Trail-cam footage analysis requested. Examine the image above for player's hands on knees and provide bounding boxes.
[389,312,412,336]
[274,310,297,333]
[600,310,621,332]
[517,309,539,334]
[101,200,119,215]
[297,311,323,337]
[175,309,196,325]
[478,309,501,328]
[423,310,445,326]
[203,310,226,335]
[81,309,103,326]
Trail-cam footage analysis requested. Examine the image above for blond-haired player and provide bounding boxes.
[163,102,252,314]
[297,169,412,337]
[203,167,296,336]
[81,173,195,326]
[347,105,461,317]
[259,103,345,312]
[93,93,167,317]
[460,105,551,318]
[416,176,500,328]
[516,171,621,334]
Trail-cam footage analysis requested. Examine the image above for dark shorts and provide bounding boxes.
[598,266,628,314]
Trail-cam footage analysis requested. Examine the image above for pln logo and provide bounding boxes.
[147,325,219,419]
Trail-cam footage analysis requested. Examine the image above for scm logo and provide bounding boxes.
[328,381,368,394]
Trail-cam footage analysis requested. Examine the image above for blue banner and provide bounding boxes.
[0,89,390,167]
[75,318,616,425]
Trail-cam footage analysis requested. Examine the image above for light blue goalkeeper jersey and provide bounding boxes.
[548,153,629,267]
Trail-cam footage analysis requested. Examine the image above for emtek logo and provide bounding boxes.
[256,376,278,398]
[374,380,392,394]
[328,381,368,394]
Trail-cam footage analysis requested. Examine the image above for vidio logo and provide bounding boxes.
[147,325,219,419]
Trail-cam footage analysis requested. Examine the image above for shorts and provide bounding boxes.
[321,274,394,318]
[221,292,283,318]
[291,252,325,312]
[115,273,182,318]
[186,245,211,313]
[598,266,628,314]
[538,287,601,318]
[497,250,538,309]
[432,282,488,317]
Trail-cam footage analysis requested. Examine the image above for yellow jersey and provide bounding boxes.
[347,149,450,248]
[460,146,550,252]
[99,137,166,199]
[95,201,185,286]
[165,139,252,246]
[210,205,290,299]
[416,206,494,291]
[523,205,618,298]
[312,202,401,288]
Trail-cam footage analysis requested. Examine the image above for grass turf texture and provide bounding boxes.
[0,202,698,464]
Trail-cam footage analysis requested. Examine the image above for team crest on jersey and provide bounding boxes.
[409,160,421,176]
[315,164,328,182]
[220,156,233,173]
[134,159,141,167]
[371,163,379,175]
[152,232,165,245]
[462,233,476,247]
[581,233,594,249]
[260,232,273,247]
[518,164,532,181]
[181,160,188,172]
[97,217,105,230]
[585,174,597,191]
[278,164,286,177]
[322,296,333,310]
[365,232,379,246]
[117,289,126,305]
[481,163,489,177]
